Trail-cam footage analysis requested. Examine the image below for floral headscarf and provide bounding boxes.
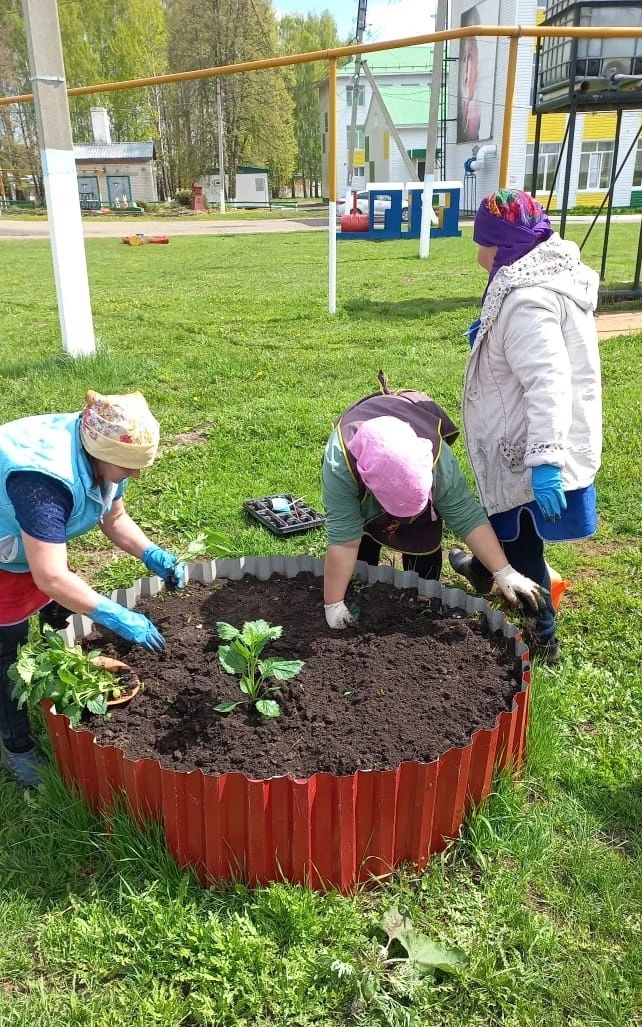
[80,390,160,469]
[473,189,553,282]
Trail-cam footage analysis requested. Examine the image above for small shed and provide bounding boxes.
[234,165,270,206]
[73,107,157,208]
[74,142,157,208]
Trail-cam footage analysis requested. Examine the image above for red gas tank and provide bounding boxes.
[340,212,369,232]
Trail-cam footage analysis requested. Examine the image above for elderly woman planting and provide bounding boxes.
[449,190,602,664]
[0,390,186,786]
[321,383,546,629]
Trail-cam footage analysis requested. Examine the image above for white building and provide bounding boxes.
[447,0,642,210]
[319,1,642,212]
[318,46,435,200]
[446,0,511,201]
[363,84,433,185]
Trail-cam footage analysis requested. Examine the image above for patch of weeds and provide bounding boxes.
[325,907,466,1026]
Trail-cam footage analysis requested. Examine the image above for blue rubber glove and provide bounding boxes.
[464,317,481,349]
[531,464,567,521]
[141,545,186,590]
[90,597,165,652]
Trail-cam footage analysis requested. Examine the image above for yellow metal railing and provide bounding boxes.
[2,24,642,107]
[1,23,642,190]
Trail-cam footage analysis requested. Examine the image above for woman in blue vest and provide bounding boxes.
[322,381,546,628]
[0,390,186,787]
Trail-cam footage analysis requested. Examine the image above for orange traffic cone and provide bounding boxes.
[545,563,571,611]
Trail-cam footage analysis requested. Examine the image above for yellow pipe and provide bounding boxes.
[2,24,642,106]
[328,58,337,204]
[499,36,519,188]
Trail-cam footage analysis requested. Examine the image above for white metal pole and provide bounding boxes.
[216,77,226,214]
[22,0,95,356]
[328,58,338,314]
[329,201,337,314]
[419,0,448,259]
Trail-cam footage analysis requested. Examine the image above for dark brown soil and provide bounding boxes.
[82,574,523,779]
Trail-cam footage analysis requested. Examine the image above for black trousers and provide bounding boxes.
[470,510,556,640]
[0,602,72,754]
[357,535,443,581]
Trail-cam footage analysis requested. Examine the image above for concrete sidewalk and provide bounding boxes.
[596,310,642,339]
[0,217,327,241]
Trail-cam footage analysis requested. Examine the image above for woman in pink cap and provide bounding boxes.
[322,382,546,629]
[0,390,186,787]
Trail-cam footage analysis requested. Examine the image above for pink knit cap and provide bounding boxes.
[347,416,433,517]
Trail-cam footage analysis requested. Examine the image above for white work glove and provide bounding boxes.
[324,601,356,629]
[493,565,548,611]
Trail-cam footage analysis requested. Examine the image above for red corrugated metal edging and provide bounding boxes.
[43,557,530,892]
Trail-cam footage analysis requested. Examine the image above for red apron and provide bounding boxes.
[0,569,50,626]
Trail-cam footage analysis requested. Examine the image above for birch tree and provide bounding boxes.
[279,12,343,198]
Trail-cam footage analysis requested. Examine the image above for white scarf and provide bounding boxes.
[473,235,585,352]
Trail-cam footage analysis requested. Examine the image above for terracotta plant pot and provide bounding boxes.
[43,556,530,892]
[91,655,141,708]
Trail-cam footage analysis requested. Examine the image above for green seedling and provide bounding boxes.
[8,624,118,727]
[166,531,238,589]
[176,530,236,562]
[214,619,304,719]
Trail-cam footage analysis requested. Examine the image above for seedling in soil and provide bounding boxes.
[214,620,304,718]
[166,531,238,589]
[8,625,123,727]
[176,530,236,561]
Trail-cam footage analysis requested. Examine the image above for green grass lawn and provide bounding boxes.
[0,226,641,1026]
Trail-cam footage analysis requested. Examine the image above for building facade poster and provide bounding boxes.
[456,0,500,144]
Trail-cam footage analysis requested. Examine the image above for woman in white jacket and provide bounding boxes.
[449,189,602,663]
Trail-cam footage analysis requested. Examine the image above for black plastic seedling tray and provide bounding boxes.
[243,494,326,536]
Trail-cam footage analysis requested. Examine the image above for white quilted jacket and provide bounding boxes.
[462,236,602,517]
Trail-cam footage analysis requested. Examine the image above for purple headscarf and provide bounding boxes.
[473,189,553,282]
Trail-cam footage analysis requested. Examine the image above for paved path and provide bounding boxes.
[0,217,327,241]
[3,211,640,241]
[596,310,642,339]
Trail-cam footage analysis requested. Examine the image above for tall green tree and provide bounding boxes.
[279,11,343,197]
[0,1,169,199]
[165,0,297,198]
[0,1,42,201]
[59,0,168,145]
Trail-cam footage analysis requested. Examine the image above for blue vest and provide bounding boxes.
[0,412,106,573]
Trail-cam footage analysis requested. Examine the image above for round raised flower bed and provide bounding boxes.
[43,556,530,892]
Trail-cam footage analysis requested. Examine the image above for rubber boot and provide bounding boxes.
[448,548,494,595]
[1,745,42,788]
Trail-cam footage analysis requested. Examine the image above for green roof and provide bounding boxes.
[374,84,447,125]
[340,45,433,77]
[376,84,429,125]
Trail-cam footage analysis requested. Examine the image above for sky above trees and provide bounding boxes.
[274,0,436,44]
